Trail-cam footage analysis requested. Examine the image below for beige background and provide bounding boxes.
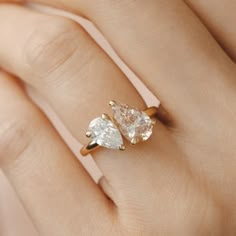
[0,4,159,235]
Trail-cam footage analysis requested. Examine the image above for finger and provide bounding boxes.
[0,172,37,235]
[5,0,236,131]
[0,71,113,235]
[0,4,147,131]
[3,0,236,63]
[185,0,236,61]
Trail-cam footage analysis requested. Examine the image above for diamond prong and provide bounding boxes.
[102,114,110,120]
[119,145,126,151]
[152,120,156,125]
[131,138,138,145]
[109,100,116,107]
[86,131,92,138]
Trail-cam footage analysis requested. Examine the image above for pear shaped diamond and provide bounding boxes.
[110,101,153,144]
[88,116,124,149]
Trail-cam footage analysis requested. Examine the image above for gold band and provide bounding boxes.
[80,141,100,156]
[144,106,159,118]
[80,106,158,156]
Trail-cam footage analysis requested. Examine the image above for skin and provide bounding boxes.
[0,0,236,235]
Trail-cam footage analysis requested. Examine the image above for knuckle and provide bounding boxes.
[23,17,80,80]
[0,107,41,167]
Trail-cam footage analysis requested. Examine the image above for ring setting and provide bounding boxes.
[80,100,158,156]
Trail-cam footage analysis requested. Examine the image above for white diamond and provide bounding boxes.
[111,102,153,143]
[88,117,123,149]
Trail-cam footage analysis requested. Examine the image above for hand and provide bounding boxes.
[0,1,235,235]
